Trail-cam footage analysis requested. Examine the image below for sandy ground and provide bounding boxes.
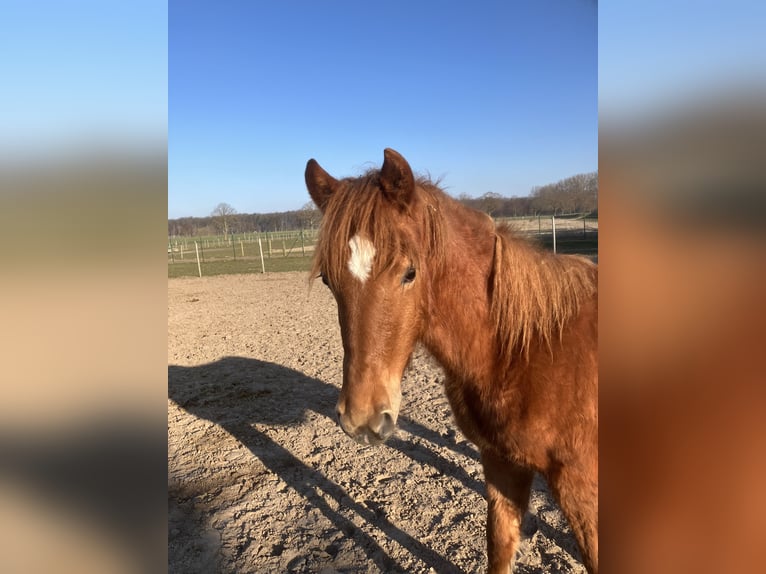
[168,272,586,573]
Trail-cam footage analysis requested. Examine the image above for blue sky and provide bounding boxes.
[0,1,167,156]
[599,1,766,120]
[169,0,597,218]
[3,2,762,220]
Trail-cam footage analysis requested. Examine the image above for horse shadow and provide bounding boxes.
[168,356,579,573]
[169,356,476,573]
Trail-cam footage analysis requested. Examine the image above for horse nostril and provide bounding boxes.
[378,412,396,440]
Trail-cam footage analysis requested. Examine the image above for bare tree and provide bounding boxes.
[297,201,320,229]
[211,202,237,240]
[530,172,598,215]
[477,192,504,216]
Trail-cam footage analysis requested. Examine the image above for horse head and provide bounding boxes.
[305,149,437,445]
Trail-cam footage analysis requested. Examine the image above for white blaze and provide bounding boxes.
[347,234,375,282]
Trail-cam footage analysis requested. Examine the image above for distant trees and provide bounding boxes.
[168,217,195,237]
[456,171,598,218]
[296,201,320,230]
[476,192,504,217]
[529,172,597,215]
[168,204,324,238]
[211,202,237,239]
[455,194,530,217]
[168,172,597,237]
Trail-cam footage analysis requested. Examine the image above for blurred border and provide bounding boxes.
[0,2,168,573]
[600,3,766,573]
[3,2,765,573]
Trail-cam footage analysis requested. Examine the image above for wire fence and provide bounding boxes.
[496,213,598,235]
[167,229,319,278]
[168,229,318,257]
[168,215,597,278]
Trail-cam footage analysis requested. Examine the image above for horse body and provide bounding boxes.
[305,149,598,573]
[419,197,598,573]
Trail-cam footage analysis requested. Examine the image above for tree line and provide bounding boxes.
[168,202,320,238]
[168,171,597,237]
[458,171,598,218]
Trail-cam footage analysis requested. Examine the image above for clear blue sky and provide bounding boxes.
[169,0,597,218]
[599,1,766,120]
[0,0,167,156]
[3,2,762,220]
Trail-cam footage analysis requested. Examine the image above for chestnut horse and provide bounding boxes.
[305,149,597,573]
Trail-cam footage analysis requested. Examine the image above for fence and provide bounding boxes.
[168,215,597,278]
[168,229,318,256]
[496,213,598,237]
[495,214,598,256]
[167,229,318,278]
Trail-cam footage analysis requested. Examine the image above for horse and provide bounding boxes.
[304,148,598,573]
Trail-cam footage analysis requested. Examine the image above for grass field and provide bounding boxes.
[168,255,313,278]
[532,233,599,257]
[168,230,317,278]
[168,230,597,278]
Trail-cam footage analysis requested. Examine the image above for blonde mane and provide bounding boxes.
[490,224,597,363]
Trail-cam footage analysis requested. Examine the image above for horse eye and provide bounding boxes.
[402,266,416,285]
[319,272,329,287]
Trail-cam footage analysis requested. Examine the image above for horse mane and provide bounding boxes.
[310,169,446,286]
[310,166,596,366]
[490,225,597,364]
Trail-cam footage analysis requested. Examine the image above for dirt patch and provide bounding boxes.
[168,272,585,573]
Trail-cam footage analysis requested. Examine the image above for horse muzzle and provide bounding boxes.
[336,408,397,446]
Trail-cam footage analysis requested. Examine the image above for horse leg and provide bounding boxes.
[547,462,598,573]
[481,450,534,574]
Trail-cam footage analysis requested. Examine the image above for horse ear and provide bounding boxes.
[380,148,415,207]
[305,159,338,213]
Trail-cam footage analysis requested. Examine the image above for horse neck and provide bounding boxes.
[420,202,498,380]
[419,200,596,380]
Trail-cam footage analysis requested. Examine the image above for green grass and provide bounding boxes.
[533,235,599,257]
[168,234,598,278]
[168,256,313,278]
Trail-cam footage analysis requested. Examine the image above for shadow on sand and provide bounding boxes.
[168,356,580,573]
[169,356,479,573]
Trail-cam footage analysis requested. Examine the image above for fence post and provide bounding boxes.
[194,241,202,277]
[241,239,245,257]
[552,215,557,254]
[258,235,266,273]
[300,229,305,257]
